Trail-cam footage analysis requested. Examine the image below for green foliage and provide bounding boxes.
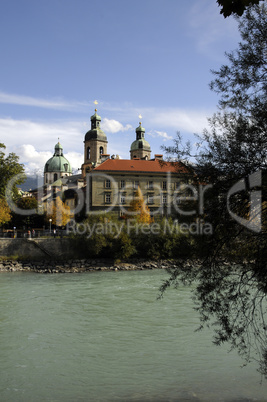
[11,196,45,229]
[217,0,262,17]
[71,215,194,261]
[0,143,25,199]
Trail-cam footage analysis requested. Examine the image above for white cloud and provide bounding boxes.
[144,108,209,134]
[16,145,83,175]
[0,91,90,111]
[148,131,173,141]
[0,118,85,151]
[102,118,132,133]
[64,151,83,173]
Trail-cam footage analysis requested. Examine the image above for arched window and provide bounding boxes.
[54,173,58,182]
[87,146,90,160]
[99,146,104,158]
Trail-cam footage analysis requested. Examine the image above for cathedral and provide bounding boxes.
[43,108,192,217]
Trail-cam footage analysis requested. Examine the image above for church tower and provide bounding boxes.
[130,120,151,160]
[82,108,108,176]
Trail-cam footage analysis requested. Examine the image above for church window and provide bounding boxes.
[45,174,48,184]
[138,142,143,149]
[54,173,58,182]
[99,146,104,157]
[87,147,90,160]
[64,163,68,172]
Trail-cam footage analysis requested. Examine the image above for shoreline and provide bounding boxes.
[0,258,180,273]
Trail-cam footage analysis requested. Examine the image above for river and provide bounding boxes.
[0,269,267,401]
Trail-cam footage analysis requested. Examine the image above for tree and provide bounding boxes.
[0,143,25,199]
[217,0,262,17]
[0,197,11,226]
[126,187,153,224]
[162,3,267,377]
[12,197,45,229]
[0,143,25,227]
[46,196,73,227]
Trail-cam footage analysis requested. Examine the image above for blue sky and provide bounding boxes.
[0,0,240,175]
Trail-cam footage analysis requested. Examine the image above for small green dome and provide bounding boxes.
[44,142,72,173]
[55,142,63,150]
[90,111,101,121]
[136,123,145,133]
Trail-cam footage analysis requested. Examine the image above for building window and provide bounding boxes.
[99,146,104,158]
[105,193,111,204]
[147,194,154,204]
[133,180,139,190]
[120,193,126,204]
[176,182,180,189]
[162,181,167,190]
[105,179,111,188]
[120,180,125,189]
[148,181,153,190]
[87,146,90,160]
[162,194,167,204]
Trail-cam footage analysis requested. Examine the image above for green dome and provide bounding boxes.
[130,139,151,151]
[44,142,72,173]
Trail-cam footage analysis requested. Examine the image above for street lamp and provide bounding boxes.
[49,219,52,234]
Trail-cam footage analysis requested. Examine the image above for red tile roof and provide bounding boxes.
[94,158,190,174]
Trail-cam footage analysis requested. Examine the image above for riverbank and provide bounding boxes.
[0,258,180,273]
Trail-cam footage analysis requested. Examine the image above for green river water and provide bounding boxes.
[0,269,267,401]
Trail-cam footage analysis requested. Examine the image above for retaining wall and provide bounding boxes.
[0,238,75,259]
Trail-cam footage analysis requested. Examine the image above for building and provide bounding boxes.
[88,157,192,217]
[43,108,193,219]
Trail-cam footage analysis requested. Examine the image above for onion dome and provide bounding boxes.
[130,122,151,151]
[84,109,107,142]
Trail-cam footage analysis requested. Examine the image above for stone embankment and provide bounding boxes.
[0,259,177,273]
